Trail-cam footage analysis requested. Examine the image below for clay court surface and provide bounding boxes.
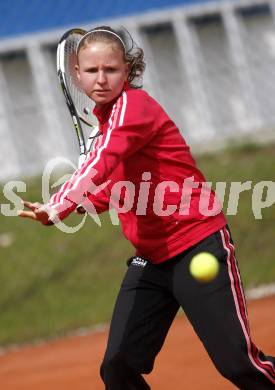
[0,295,274,390]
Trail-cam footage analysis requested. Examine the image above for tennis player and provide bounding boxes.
[18,26,275,389]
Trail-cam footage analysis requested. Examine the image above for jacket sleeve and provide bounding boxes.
[47,91,157,222]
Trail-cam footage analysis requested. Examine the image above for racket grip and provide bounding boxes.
[76,153,88,213]
[78,153,86,168]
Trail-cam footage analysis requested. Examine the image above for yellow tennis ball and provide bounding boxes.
[189,252,219,283]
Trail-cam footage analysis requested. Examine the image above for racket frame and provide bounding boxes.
[57,28,88,162]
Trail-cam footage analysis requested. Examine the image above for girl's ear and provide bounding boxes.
[75,64,80,80]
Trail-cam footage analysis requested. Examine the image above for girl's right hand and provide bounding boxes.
[17,201,53,225]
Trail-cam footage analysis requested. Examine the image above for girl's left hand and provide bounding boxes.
[17,201,52,225]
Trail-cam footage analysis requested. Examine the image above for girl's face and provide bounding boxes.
[76,41,129,107]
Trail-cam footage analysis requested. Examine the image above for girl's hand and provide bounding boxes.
[17,201,52,225]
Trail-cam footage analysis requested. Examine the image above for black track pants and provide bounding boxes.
[100,226,275,389]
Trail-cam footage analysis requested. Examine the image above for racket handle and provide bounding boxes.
[78,153,86,168]
[76,154,87,214]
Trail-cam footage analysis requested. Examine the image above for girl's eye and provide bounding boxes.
[106,67,117,73]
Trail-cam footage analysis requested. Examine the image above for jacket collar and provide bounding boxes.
[93,102,113,125]
[92,84,130,125]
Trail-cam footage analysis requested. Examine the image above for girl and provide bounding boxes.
[18,26,275,389]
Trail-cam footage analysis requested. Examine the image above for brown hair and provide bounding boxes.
[77,26,146,89]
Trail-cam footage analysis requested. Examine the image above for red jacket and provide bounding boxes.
[48,88,227,263]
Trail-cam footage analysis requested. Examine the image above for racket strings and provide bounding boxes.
[86,129,102,152]
[63,33,96,127]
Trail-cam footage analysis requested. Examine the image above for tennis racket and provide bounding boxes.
[56,28,100,167]
[57,28,100,212]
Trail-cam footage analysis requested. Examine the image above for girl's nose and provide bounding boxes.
[97,70,107,84]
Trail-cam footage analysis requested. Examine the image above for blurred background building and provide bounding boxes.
[0,0,275,181]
